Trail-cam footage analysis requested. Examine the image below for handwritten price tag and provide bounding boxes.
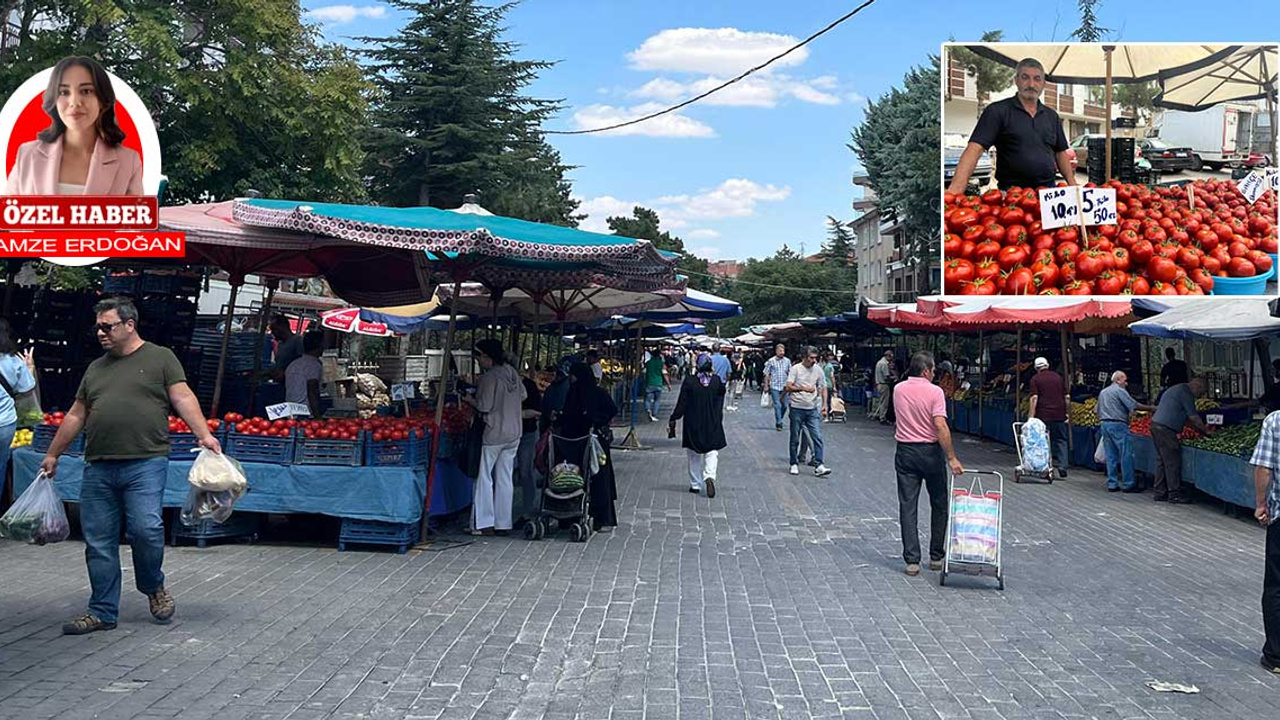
[1206,413,1224,426]
[391,382,415,402]
[1080,187,1117,225]
[266,402,311,420]
[1038,187,1079,230]
[1268,168,1279,193]
[1237,171,1266,204]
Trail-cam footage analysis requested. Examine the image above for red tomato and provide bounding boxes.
[944,258,976,293]
[1261,236,1279,254]
[1109,247,1131,272]
[1054,227,1080,244]
[960,278,997,295]
[981,189,1003,205]
[997,245,1028,271]
[1117,228,1140,248]
[1247,250,1273,275]
[974,240,1001,260]
[983,223,1006,244]
[1062,281,1093,295]
[1001,209,1025,227]
[974,258,1001,282]
[1176,247,1201,270]
[1055,241,1081,265]
[1189,268,1215,294]
[1094,271,1127,296]
[1075,250,1107,281]
[944,234,963,257]
[1004,267,1035,295]
[1031,261,1060,289]
[947,207,978,232]
[1149,281,1178,296]
[1147,257,1180,283]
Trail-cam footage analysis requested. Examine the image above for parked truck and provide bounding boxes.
[1149,103,1263,171]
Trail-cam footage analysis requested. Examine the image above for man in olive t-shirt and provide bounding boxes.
[41,297,222,636]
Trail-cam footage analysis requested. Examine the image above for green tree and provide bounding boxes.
[716,253,854,335]
[606,206,713,290]
[1113,81,1160,125]
[947,31,1013,114]
[359,0,579,224]
[821,216,855,269]
[1070,0,1112,42]
[850,58,941,296]
[0,0,371,203]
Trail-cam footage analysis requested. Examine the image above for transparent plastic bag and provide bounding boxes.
[1021,419,1051,472]
[0,471,70,545]
[187,449,248,493]
[180,485,246,525]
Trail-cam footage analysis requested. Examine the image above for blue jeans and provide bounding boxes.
[645,386,663,417]
[0,422,15,483]
[770,388,789,426]
[80,457,169,623]
[1100,422,1135,490]
[789,407,824,465]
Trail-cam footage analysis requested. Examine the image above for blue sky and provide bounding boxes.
[302,0,1276,261]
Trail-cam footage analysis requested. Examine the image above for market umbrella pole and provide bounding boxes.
[978,331,985,437]
[1015,327,1023,420]
[1105,45,1114,181]
[211,279,242,419]
[616,326,650,451]
[1061,327,1073,454]
[246,280,278,414]
[422,277,464,542]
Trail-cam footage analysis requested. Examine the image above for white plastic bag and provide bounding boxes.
[188,449,248,493]
[180,486,245,525]
[760,390,771,408]
[1021,419,1051,472]
[588,434,608,476]
[0,471,70,545]
[1094,435,1107,464]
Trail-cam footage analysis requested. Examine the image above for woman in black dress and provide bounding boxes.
[669,353,727,498]
[555,362,619,531]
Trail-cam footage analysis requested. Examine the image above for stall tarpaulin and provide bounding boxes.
[942,297,1134,330]
[633,288,742,322]
[964,43,1240,86]
[437,282,684,324]
[1154,44,1278,111]
[1128,298,1280,340]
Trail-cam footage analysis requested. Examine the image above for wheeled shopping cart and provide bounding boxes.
[827,395,847,423]
[940,470,1004,591]
[524,431,596,543]
[1011,421,1054,484]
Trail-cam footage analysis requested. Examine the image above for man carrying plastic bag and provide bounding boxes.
[0,471,69,545]
[181,449,248,525]
[40,298,222,635]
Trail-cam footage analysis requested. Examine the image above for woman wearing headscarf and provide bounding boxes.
[464,339,526,536]
[669,353,727,497]
[555,362,620,531]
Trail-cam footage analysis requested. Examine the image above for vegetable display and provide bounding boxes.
[1183,422,1262,458]
[1069,398,1099,427]
[944,179,1277,295]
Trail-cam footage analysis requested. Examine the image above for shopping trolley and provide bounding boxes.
[940,470,1004,591]
[1011,421,1054,484]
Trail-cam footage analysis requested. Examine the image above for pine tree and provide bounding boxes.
[359,0,580,223]
[822,216,855,268]
[1070,0,1111,42]
[606,206,713,290]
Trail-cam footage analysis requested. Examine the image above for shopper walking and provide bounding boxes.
[669,353,727,497]
[728,352,746,411]
[41,297,221,635]
[1150,377,1214,503]
[1249,392,1280,674]
[763,344,792,431]
[873,350,895,424]
[822,352,840,420]
[893,351,965,577]
[711,344,731,385]
[643,347,669,422]
[1098,371,1156,493]
[1028,357,1070,477]
[465,339,526,536]
[786,346,831,477]
[0,319,37,479]
[558,363,619,531]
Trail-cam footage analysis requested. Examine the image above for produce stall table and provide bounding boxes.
[11,447,472,524]
[1127,432,1255,508]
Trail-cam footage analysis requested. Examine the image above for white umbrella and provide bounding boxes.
[1155,45,1278,157]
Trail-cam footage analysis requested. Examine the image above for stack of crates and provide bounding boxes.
[1087,137,1137,185]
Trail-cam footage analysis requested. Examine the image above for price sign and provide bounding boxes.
[391,382,415,402]
[1237,170,1267,204]
[1268,168,1279,193]
[1097,372,1108,383]
[1206,413,1224,426]
[1080,188,1117,225]
[1038,187,1079,230]
[266,402,311,420]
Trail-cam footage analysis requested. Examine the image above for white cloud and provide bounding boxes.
[686,229,722,240]
[657,179,791,222]
[692,246,724,260]
[628,28,808,75]
[630,72,844,109]
[575,195,638,233]
[305,4,388,24]
[572,103,715,138]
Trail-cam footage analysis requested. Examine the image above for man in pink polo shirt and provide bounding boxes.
[893,351,965,577]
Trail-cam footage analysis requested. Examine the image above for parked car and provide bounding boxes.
[943,144,992,191]
[1140,138,1197,173]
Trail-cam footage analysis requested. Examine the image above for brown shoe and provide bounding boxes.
[147,587,175,623]
[905,563,920,576]
[62,613,116,635]
[929,560,943,571]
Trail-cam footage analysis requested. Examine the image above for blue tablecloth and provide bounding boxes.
[12,448,472,524]
[1070,426,1102,470]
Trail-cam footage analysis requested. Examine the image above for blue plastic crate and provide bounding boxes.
[339,518,419,554]
[32,424,85,456]
[171,511,261,548]
[436,431,462,460]
[168,428,228,460]
[103,273,141,294]
[294,432,365,466]
[365,431,427,467]
[224,425,295,465]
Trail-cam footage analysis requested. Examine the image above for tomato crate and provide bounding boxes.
[224,425,295,465]
[294,432,365,466]
[168,428,228,461]
[32,424,84,456]
[364,431,427,467]
[338,518,419,554]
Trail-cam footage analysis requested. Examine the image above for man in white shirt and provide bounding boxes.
[785,346,831,477]
[285,332,325,417]
[873,350,895,423]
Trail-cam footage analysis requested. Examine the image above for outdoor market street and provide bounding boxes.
[0,402,1276,720]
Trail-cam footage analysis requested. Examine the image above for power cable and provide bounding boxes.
[681,268,861,294]
[546,0,878,136]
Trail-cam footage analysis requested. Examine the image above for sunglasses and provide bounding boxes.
[95,320,125,334]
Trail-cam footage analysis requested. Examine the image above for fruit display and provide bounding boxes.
[10,428,33,448]
[944,179,1277,295]
[169,416,222,435]
[1195,398,1221,411]
[1183,422,1262,458]
[1130,416,1151,436]
[1069,398,1099,427]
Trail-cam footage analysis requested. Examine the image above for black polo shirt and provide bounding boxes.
[969,96,1068,190]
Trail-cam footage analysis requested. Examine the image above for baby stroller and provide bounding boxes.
[524,431,600,542]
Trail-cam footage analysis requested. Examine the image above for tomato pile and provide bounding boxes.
[228,417,297,437]
[944,179,1278,295]
[300,417,426,443]
[41,412,66,426]
[168,416,222,435]
[1129,416,1151,436]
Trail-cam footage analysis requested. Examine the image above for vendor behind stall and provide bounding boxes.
[268,314,304,379]
[285,332,324,417]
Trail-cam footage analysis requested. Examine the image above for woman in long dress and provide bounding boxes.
[555,362,619,531]
[669,353,727,497]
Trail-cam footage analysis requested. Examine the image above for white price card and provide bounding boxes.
[1038,186,1080,230]
[266,402,311,420]
[1080,187,1117,225]
[1206,413,1224,426]
[1268,168,1279,193]
[1237,171,1267,204]
[391,382,415,401]
[1097,372,1108,383]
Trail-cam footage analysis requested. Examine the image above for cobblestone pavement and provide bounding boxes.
[1,402,1277,720]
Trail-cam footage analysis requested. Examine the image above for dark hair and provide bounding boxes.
[1015,57,1046,76]
[908,351,936,378]
[270,314,291,328]
[38,57,127,146]
[93,296,138,324]
[585,349,600,359]
[303,331,324,354]
[569,361,595,386]
[1165,347,1176,359]
[0,318,17,355]
[475,338,507,366]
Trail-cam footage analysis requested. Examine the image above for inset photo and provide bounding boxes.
[941,43,1277,297]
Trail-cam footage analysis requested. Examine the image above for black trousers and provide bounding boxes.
[1264,520,1280,668]
[895,442,949,564]
[1151,422,1184,499]
[1044,420,1069,470]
